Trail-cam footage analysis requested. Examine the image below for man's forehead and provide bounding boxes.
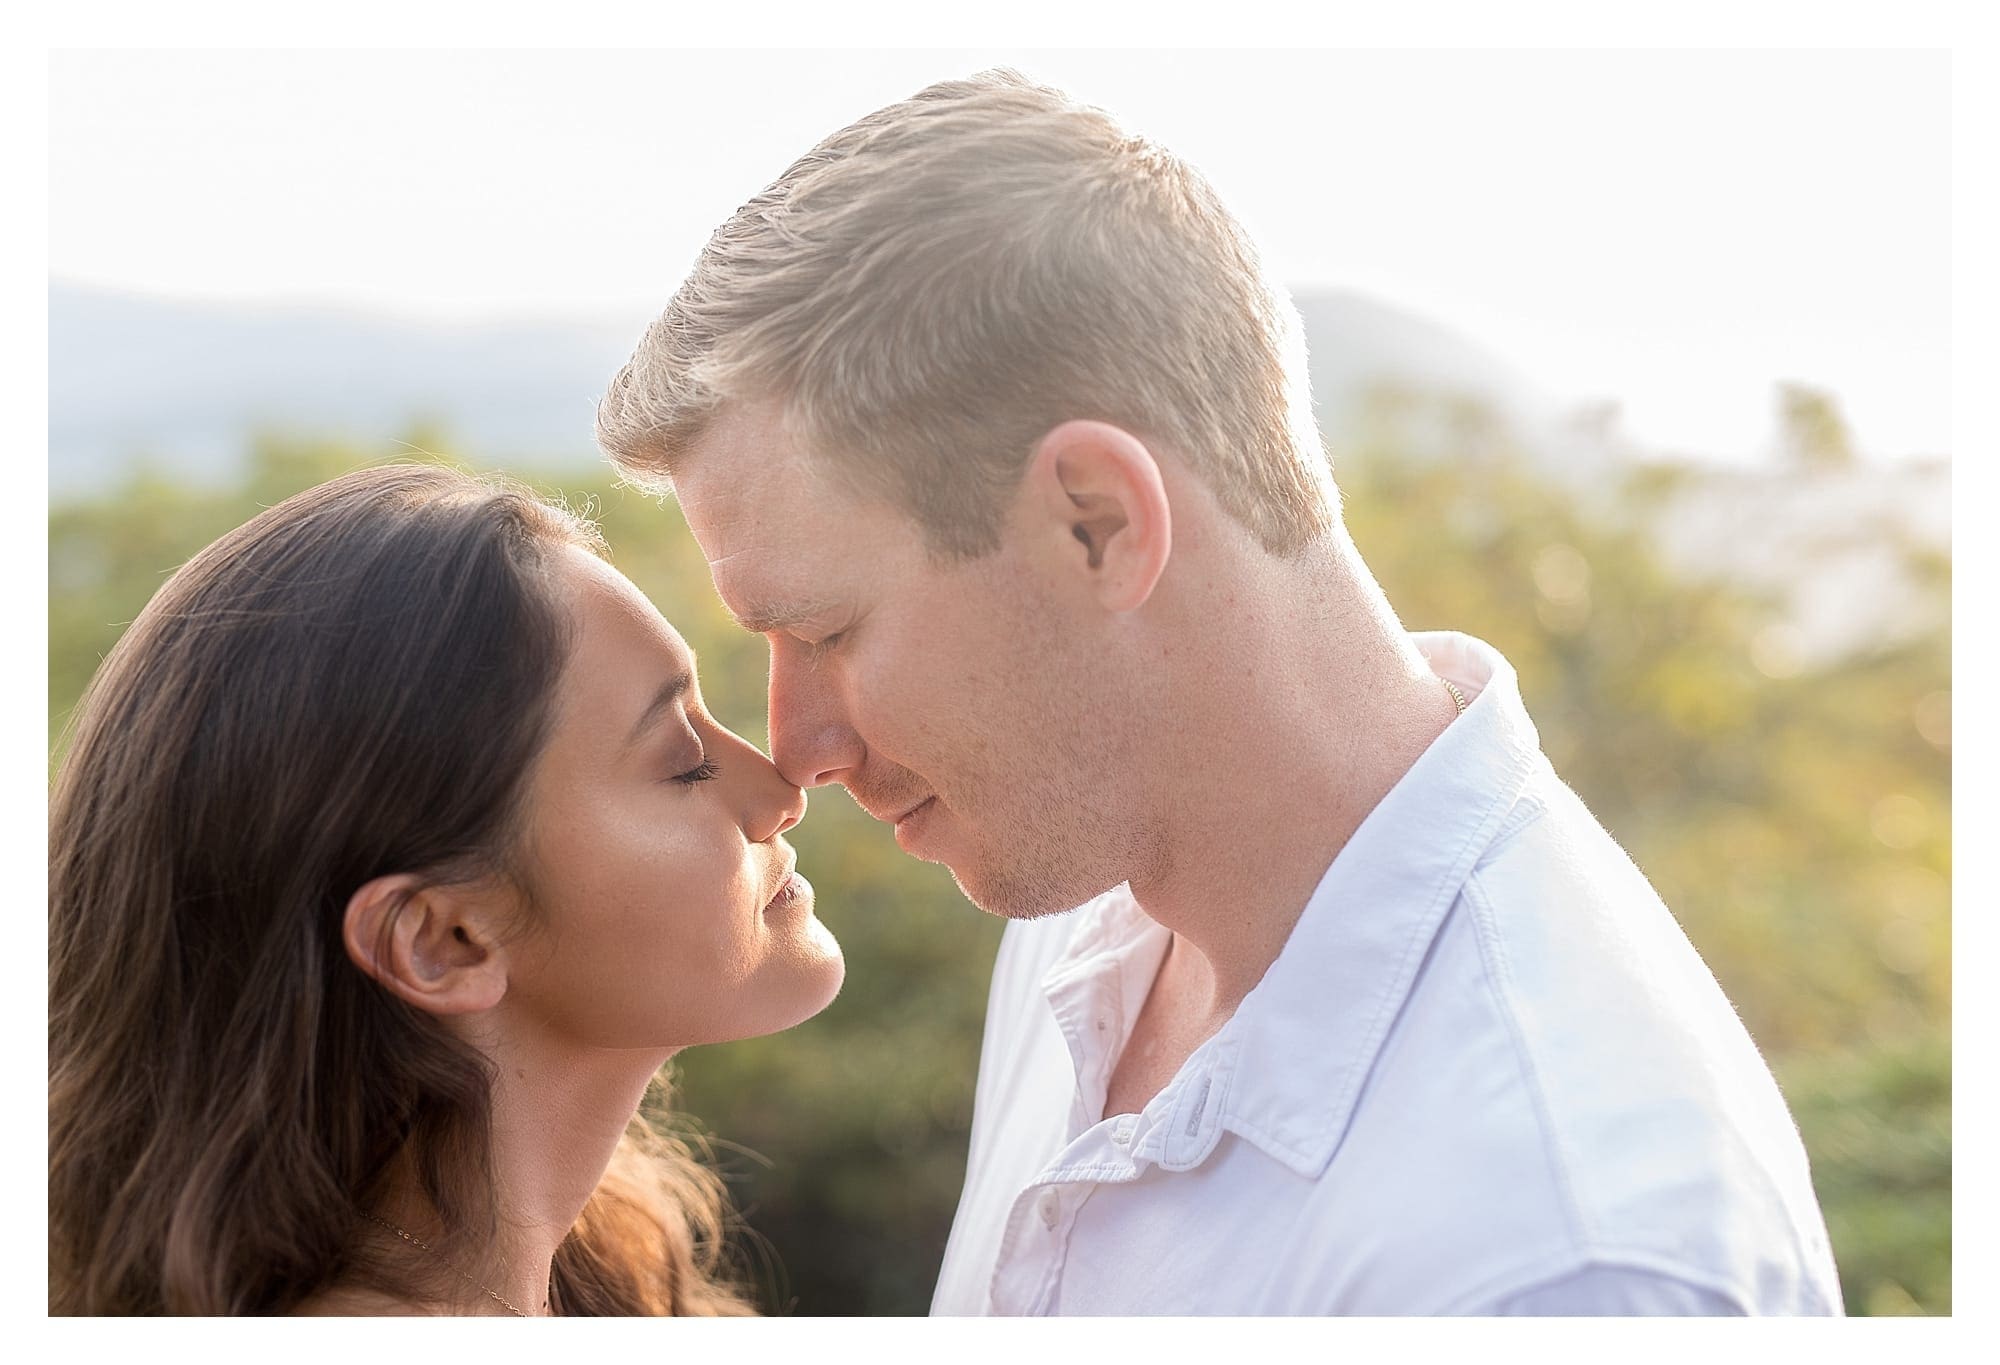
[676,404,817,511]
[673,408,822,543]
[669,404,842,620]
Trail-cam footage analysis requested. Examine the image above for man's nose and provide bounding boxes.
[767,641,864,789]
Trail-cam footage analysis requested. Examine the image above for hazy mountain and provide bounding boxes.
[1294,288,1553,436]
[48,284,643,496]
[47,281,1554,497]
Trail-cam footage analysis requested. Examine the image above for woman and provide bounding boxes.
[48,462,845,1315]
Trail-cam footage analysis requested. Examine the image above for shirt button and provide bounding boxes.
[1112,1122,1134,1147]
[1037,1189,1061,1229]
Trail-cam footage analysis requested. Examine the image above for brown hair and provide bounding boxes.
[48,462,753,1315]
[596,66,1337,559]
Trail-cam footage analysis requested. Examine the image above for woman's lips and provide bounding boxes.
[764,871,809,915]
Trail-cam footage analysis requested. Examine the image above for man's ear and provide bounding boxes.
[1023,419,1172,612]
[342,873,511,1016]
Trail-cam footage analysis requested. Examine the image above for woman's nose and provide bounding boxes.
[763,776,808,841]
[730,728,808,844]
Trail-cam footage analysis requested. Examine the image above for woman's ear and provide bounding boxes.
[342,873,510,1016]
[1022,419,1172,612]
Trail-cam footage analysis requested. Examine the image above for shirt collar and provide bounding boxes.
[1159,631,1546,1177]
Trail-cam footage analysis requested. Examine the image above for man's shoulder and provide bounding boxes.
[1376,773,1842,1311]
[1454,767,1749,1071]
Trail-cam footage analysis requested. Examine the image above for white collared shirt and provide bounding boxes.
[931,632,1842,1316]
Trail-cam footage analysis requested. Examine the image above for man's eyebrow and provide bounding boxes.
[625,669,694,749]
[728,595,839,636]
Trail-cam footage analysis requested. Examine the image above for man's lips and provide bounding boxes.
[887,796,935,827]
[887,796,940,853]
[851,788,935,825]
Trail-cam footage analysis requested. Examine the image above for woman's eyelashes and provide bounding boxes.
[671,756,721,785]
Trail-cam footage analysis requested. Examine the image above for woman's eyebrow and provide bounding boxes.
[624,669,693,749]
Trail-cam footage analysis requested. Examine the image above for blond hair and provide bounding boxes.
[598,67,1336,558]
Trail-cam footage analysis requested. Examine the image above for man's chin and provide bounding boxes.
[945,860,1108,923]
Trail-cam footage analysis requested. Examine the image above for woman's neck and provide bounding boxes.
[471,1025,676,1314]
[345,1022,674,1316]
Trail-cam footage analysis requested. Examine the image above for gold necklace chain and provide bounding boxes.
[363,1212,543,1317]
[1443,678,1469,715]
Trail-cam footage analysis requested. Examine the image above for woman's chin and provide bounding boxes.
[719,924,846,1045]
[788,923,847,1024]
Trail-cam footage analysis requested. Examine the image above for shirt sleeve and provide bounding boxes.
[1483,1264,1750,1316]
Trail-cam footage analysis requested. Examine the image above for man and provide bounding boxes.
[597,69,1842,1315]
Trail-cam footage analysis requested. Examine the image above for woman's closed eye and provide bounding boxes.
[671,757,720,785]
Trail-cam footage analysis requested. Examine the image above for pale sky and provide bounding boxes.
[49,47,1951,462]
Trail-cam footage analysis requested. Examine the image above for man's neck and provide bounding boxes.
[1117,533,1458,1066]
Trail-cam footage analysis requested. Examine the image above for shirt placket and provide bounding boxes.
[986,944,1136,1314]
